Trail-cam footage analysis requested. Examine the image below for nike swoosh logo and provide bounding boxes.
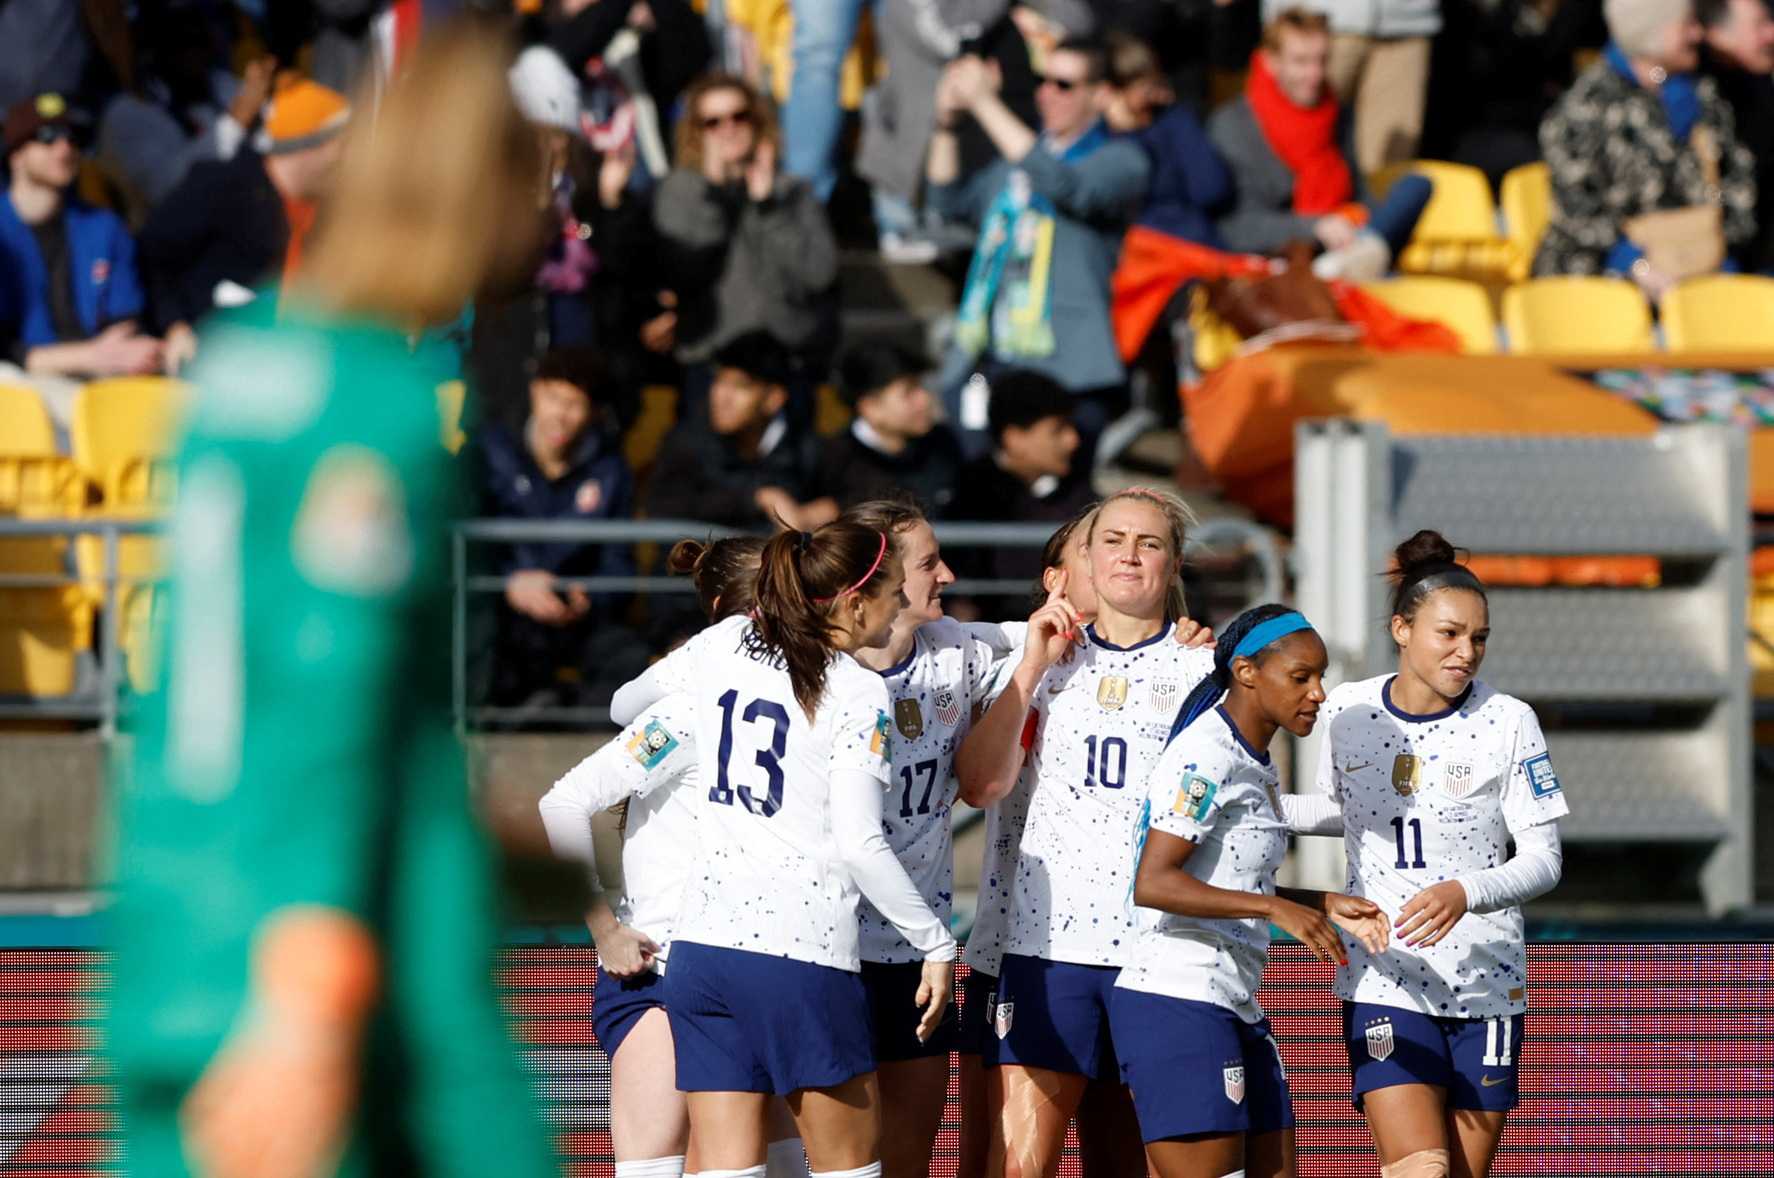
[1344,763,1373,773]
[1047,684,1069,694]
[1481,1075,1508,1087]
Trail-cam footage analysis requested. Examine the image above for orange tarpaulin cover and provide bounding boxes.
[1182,346,1661,528]
[1109,225,1462,361]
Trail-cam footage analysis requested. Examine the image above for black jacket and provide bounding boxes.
[137,150,286,331]
[643,417,818,526]
[812,424,964,518]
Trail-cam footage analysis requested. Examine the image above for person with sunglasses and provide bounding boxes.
[0,92,161,425]
[653,73,837,436]
[925,37,1148,473]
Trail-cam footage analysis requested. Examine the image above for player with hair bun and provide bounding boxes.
[541,535,815,1178]
[1115,604,1387,1178]
[1310,530,1568,1178]
[956,487,1218,1178]
[662,519,957,1178]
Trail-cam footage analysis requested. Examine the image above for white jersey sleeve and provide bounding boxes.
[610,615,748,725]
[1500,705,1570,832]
[537,693,701,950]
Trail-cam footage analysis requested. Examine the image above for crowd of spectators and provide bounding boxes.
[9,0,1774,709]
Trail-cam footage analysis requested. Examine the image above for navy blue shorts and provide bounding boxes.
[592,965,667,1060]
[1111,989,1294,1141]
[957,969,998,1057]
[987,954,1121,1080]
[1344,1002,1523,1112]
[666,941,875,1095]
[862,961,958,1062]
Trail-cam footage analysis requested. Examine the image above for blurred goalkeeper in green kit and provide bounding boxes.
[106,25,559,1178]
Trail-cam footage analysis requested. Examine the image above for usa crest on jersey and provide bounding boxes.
[1223,1065,1245,1104]
[995,1001,1015,1038]
[934,689,962,727]
[1366,1019,1395,1060]
[1148,680,1178,713]
[1444,761,1475,799]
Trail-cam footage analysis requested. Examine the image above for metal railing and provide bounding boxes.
[0,517,156,734]
[0,514,1285,733]
[454,516,1285,730]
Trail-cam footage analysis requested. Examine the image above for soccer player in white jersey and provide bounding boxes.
[537,538,812,1178]
[1118,604,1388,1178]
[955,507,1209,1178]
[1313,531,1568,1178]
[838,500,996,1178]
[666,519,958,1178]
[956,488,1217,1178]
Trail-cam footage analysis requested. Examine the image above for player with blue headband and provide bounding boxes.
[1109,603,1389,1178]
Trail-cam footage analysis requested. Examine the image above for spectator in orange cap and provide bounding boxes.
[138,75,351,372]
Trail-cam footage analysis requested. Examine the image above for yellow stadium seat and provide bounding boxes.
[624,384,679,474]
[0,385,90,695]
[71,377,190,693]
[1188,285,1245,373]
[1376,161,1522,282]
[1360,277,1499,354]
[1660,274,1774,351]
[1500,163,1551,281]
[1501,277,1655,355]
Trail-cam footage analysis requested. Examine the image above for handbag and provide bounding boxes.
[1206,241,1344,338]
[1623,125,1727,281]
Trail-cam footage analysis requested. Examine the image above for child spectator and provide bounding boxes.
[478,345,645,710]
[948,368,1095,615]
[814,340,965,516]
[644,330,835,529]
[0,93,160,425]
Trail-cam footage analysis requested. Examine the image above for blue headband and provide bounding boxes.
[1232,612,1314,661]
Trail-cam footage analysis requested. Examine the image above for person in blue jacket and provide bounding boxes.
[1101,31,1233,250]
[476,344,646,711]
[0,93,162,421]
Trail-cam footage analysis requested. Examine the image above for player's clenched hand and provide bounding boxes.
[1396,880,1468,948]
[1174,617,1216,649]
[914,959,955,1043]
[1021,570,1084,673]
[1268,898,1349,966]
[593,921,663,979]
[1324,893,1389,955]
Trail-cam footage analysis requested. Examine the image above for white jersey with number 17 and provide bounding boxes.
[674,622,894,971]
[1317,674,1569,1019]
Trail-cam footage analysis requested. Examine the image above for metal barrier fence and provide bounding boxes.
[0,515,1285,732]
[452,517,1285,729]
[7,943,1772,1175]
[0,517,156,734]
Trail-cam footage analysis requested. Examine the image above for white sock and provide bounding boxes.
[766,1139,811,1178]
[700,1168,767,1178]
[810,1165,881,1178]
[617,1159,687,1178]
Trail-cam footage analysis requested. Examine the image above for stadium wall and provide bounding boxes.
[4,943,1769,1176]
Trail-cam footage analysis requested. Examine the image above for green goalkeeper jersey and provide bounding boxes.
[107,308,557,1178]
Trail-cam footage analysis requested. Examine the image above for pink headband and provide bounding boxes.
[813,532,889,603]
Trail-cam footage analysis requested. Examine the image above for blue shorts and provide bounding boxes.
[862,961,958,1061]
[1344,1002,1523,1112]
[987,954,1121,1080]
[1111,989,1294,1142]
[592,965,667,1060]
[666,941,875,1095]
[957,969,998,1057]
